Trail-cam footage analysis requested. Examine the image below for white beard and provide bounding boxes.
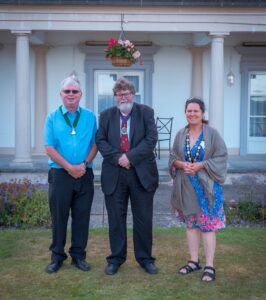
[117,102,133,114]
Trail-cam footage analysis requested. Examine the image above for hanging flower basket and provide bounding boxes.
[111,56,132,67]
[105,37,142,67]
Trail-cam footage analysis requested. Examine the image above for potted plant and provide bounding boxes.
[105,37,142,67]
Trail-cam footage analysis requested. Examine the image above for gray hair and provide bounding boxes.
[113,77,135,95]
[60,76,81,91]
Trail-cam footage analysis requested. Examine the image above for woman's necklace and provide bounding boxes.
[185,131,203,163]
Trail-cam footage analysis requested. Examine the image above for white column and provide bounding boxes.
[208,33,229,137]
[10,30,33,167]
[190,47,206,98]
[32,45,49,155]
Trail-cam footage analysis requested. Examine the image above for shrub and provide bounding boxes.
[238,201,263,222]
[225,200,265,225]
[224,203,240,225]
[0,179,50,228]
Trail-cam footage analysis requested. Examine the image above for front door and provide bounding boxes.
[247,72,266,154]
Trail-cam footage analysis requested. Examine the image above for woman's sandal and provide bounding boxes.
[201,266,216,282]
[178,260,202,275]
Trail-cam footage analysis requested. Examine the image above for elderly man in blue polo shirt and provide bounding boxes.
[44,76,97,274]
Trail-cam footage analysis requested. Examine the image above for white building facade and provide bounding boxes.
[0,1,266,166]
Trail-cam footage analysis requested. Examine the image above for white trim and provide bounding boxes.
[1,7,266,32]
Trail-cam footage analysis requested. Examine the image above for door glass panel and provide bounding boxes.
[95,71,144,117]
[249,73,266,137]
[124,75,139,91]
[250,117,266,137]
[124,75,141,104]
[97,73,117,115]
[250,96,266,116]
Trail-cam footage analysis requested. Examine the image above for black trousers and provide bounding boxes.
[48,168,94,262]
[105,168,155,266]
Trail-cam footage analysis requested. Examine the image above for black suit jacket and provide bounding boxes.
[96,103,159,195]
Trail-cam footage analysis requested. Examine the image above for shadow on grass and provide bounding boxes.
[0,227,265,300]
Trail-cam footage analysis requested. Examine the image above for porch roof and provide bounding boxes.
[0,0,265,7]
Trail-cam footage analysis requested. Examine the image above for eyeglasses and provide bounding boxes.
[62,90,81,95]
[115,92,132,98]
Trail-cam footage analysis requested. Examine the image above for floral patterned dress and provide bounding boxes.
[176,132,226,232]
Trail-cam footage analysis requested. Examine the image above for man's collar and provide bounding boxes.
[120,111,130,117]
[61,105,81,114]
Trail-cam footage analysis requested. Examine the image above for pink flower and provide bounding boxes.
[124,40,132,47]
[133,51,141,59]
[108,37,117,46]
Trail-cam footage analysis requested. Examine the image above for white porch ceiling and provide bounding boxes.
[1,30,266,47]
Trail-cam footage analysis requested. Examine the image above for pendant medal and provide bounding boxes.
[71,128,76,135]
[60,106,80,136]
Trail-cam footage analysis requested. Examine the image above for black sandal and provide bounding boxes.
[178,260,202,275]
[201,266,216,282]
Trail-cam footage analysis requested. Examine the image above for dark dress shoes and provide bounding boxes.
[105,263,119,275]
[46,261,63,274]
[71,258,91,271]
[142,262,158,275]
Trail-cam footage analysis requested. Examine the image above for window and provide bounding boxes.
[94,70,144,117]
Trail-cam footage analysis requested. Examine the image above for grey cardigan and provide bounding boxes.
[168,124,228,216]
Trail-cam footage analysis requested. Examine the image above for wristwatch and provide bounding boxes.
[83,160,88,168]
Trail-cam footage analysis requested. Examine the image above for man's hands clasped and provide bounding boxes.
[118,154,131,169]
[67,163,87,179]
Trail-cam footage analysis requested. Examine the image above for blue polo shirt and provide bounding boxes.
[44,105,97,168]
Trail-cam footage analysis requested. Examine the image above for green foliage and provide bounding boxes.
[238,201,264,221]
[225,200,265,225]
[0,179,50,228]
[224,203,240,225]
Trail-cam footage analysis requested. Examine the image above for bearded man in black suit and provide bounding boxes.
[96,77,159,275]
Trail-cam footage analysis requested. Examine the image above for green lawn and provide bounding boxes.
[0,227,265,300]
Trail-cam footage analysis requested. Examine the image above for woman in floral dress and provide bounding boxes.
[169,97,227,282]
